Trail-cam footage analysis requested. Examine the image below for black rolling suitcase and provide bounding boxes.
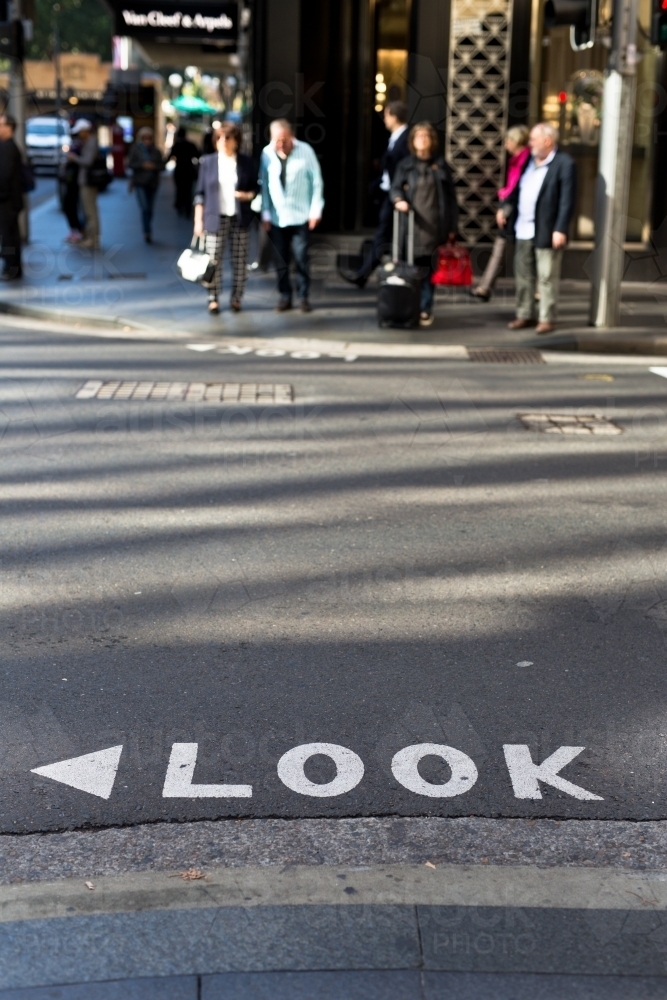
[377,209,421,329]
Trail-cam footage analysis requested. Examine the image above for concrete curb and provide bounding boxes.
[2,298,667,360]
[2,816,666,886]
[0,301,154,333]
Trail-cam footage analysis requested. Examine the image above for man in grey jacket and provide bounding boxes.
[67,119,99,248]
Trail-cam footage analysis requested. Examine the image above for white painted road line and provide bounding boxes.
[162,743,252,798]
[277,743,365,797]
[391,744,478,798]
[503,745,604,801]
[649,366,667,379]
[30,741,604,803]
[31,746,123,800]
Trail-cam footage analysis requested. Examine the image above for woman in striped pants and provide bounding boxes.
[193,123,258,314]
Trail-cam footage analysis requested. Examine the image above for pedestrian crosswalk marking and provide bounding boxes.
[75,380,294,404]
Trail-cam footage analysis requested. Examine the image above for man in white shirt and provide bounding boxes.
[499,123,576,334]
[259,119,324,312]
[354,101,409,287]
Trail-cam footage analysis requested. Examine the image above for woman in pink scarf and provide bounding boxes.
[471,125,530,301]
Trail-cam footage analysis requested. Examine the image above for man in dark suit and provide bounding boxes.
[500,122,576,334]
[0,114,24,280]
[354,100,410,287]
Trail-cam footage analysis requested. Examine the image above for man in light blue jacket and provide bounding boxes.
[260,119,324,312]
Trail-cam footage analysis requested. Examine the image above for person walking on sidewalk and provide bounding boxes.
[128,128,164,243]
[67,119,100,249]
[60,131,84,243]
[259,119,324,312]
[354,101,409,288]
[501,123,576,335]
[390,122,458,327]
[193,122,257,315]
[169,126,199,217]
[470,125,529,301]
[0,114,24,280]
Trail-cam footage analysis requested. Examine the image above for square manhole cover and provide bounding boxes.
[518,413,622,435]
[75,381,293,404]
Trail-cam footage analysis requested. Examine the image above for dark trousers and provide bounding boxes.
[415,255,435,313]
[63,180,82,232]
[268,223,310,302]
[135,184,157,235]
[358,193,393,280]
[174,174,194,216]
[0,205,21,277]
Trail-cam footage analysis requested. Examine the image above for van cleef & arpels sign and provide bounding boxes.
[116,1,237,41]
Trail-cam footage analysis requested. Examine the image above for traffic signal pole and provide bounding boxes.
[588,0,638,327]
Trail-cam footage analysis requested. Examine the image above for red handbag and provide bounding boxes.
[431,244,473,286]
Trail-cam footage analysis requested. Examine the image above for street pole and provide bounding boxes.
[589,0,638,327]
[54,17,62,173]
[7,0,24,149]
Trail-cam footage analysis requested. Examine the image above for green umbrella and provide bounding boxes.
[171,94,218,114]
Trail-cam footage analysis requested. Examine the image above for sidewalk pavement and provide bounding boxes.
[5,174,667,354]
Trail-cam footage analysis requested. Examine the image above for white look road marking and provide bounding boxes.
[650,367,667,379]
[516,661,534,667]
[162,743,252,798]
[185,344,358,362]
[503,745,604,801]
[277,742,365,797]
[391,743,478,798]
[29,742,603,802]
[31,746,123,800]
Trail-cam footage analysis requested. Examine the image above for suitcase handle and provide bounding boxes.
[392,208,414,267]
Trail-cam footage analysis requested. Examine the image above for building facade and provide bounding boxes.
[250,0,667,252]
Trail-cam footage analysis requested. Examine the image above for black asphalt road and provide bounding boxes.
[2,320,667,832]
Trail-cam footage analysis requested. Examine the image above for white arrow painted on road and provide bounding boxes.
[31,746,123,799]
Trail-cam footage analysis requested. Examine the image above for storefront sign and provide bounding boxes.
[115,1,237,41]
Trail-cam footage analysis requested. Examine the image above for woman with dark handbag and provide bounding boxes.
[193,122,257,315]
[470,126,530,301]
[128,127,164,244]
[390,122,458,327]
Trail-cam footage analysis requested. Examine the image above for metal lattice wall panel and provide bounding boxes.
[446,0,513,245]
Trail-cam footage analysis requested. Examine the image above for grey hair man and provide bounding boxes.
[68,119,100,249]
[500,122,576,334]
[259,119,324,312]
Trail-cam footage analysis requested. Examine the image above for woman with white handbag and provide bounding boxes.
[193,122,258,314]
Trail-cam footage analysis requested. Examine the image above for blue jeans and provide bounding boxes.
[268,223,310,302]
[415,255,435,313]
[135,184,157,236]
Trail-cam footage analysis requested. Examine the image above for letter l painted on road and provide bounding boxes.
[162,743,252,797]
[503,745,603,801]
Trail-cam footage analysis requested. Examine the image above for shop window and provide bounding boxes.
[540,0,656,244]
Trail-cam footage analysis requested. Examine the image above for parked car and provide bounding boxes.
[26,116,70,172]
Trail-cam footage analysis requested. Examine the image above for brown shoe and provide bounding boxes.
[275,298,292,312]
[507,318,536,330]
[535,322,555,335]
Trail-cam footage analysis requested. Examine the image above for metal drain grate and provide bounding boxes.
[75,381,294,404]
[518,413,622,435]
[468,349,545,364]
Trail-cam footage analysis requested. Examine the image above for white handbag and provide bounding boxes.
[177,237,215,284]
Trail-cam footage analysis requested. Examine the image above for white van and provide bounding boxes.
[26,117,71,172]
